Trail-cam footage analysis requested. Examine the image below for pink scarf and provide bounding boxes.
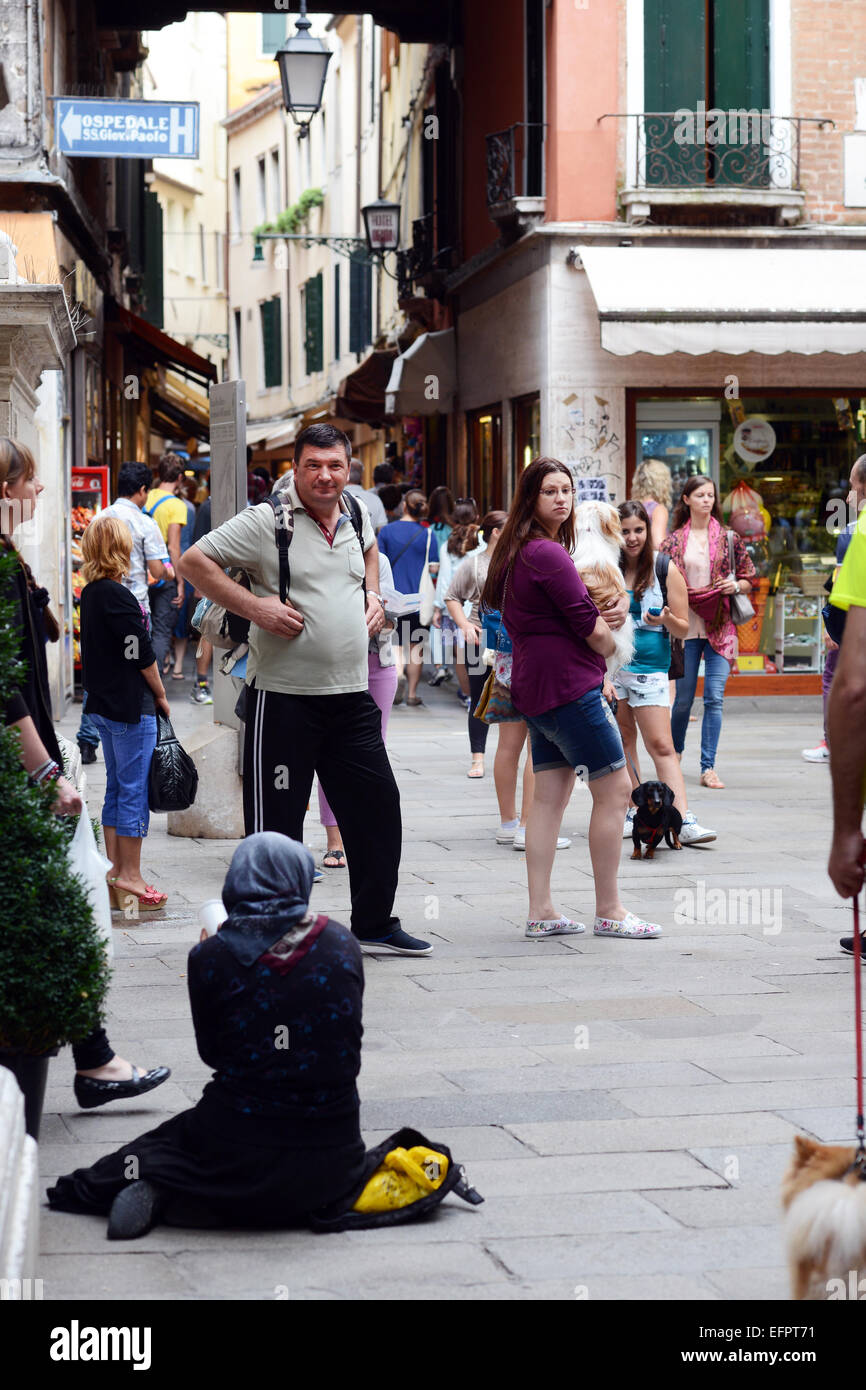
[660,516,756,665]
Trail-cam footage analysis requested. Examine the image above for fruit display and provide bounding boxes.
[71,505,96,535]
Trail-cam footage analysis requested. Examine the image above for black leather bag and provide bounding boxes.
[148,713,199,812]
[308,1127,484,1233]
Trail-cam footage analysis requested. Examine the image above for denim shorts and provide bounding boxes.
[90,713,157,838]
[612,668,670,709]
[524,685,626,781]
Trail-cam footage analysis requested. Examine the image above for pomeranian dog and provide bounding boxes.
[781,1135,866,1299]
[573,500,634,676]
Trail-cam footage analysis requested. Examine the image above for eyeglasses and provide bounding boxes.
[539,487,574,498]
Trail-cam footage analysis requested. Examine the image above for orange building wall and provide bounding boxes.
[792,0,866,224]
[545,0,621,222]
[461,0,526,261]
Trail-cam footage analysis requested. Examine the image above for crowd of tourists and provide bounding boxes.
[2,425,864,1240]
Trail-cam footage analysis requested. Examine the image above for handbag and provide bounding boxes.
[418,527,435,625]
[474,565,520,724]
[308,1127,483,1233]
[727,532,756,624]
[148,713,199,813]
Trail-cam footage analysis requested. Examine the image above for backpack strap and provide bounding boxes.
[655,550,670,608]
[264,495,293,604]
[144,493,173,518]
[342,489,368,605]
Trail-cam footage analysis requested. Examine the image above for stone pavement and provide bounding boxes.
[39,678,852,1301]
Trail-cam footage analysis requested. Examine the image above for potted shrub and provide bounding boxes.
[0,552,110,1138]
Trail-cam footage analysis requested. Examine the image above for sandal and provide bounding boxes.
[467,757,485,779]
[406,696,424,707]
[108,879,168,912]
[322,849,346,869]
[700,768,725,789]
[171,672,185,681]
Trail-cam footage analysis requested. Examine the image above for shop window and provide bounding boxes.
[468,405,503,515]
[260,296,282,389]
[512,392,540,498]
[303,273,323,376]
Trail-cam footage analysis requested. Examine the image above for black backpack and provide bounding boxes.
[210,491,367,650]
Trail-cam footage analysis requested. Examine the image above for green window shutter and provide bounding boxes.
[261,14,287,55]
[711,0,770,187]
[333,263,341,362]
[142,190,163,329]
[643,0,706,187]
[348,251,371,355]
[261,297,282,388]
[304,273,323,375]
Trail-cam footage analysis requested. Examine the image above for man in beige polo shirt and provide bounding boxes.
[180,423,430,956]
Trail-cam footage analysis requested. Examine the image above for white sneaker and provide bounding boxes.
[623,807,636,839]
[496,821,520,844]
[679,813,716,845]
[525,916,586,939]
[801,741,829,763]
[513,829,571,852]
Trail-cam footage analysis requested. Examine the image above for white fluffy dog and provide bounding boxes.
[573,500,634,677]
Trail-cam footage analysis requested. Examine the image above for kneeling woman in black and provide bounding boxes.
[47,833,367,1238]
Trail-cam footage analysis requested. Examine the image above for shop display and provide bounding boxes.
[70,467,109,677]
[774,592,823,674]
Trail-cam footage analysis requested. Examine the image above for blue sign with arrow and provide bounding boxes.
[56,99,199,160]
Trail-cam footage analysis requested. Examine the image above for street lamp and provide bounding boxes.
[362,197,402,257]
[274,1,332,140]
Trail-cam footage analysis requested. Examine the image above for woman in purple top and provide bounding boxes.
[482,458,662,941]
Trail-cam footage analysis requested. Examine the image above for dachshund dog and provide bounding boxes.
[573,501,634,677]
[630,781,683,860]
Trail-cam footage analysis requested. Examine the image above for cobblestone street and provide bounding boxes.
[34,687,852,1301]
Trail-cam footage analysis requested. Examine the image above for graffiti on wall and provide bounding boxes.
[557,392,623,500]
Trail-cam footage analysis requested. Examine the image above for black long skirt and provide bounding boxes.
[46,1098,367,1229]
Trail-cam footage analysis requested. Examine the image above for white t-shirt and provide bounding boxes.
[196,479,376,695]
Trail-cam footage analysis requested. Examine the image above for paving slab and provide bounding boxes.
[41,687,842,1303]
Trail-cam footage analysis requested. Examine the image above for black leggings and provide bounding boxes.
[72,1027,114,1072]
[466,644,490,755]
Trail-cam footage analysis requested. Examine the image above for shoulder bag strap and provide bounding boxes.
[144,493,172,517]
[655,550,670,607]
[265,495,293,604]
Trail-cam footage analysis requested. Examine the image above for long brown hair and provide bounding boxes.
[671,475,724,530]
[447,500,481,556]
[0,437,60,642]
[618,500,655,601]
[481,458,575,612]
[427,486,455,527]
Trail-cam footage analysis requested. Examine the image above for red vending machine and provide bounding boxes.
[70,467,109,676]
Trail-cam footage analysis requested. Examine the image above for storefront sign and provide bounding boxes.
[733,418,776,466]
[56,99,199,160]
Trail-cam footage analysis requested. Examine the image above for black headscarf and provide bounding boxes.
[218,832,315,967]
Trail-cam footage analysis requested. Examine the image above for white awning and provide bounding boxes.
[385,329,456,415]
[577,246,866,356]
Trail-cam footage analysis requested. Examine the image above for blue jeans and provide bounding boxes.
[523,684,626,781]
[671,638,731,772]
[90,713,157,839]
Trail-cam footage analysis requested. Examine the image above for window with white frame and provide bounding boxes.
[231,168,242,239]
[256,156,267,225]
[199,223,207,283]
[269,149,281,220]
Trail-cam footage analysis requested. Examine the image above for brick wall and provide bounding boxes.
[787,0,864,223]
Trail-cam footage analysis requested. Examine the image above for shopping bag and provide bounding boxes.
[148,714,199,813]
[418,529,436,625]
[474,667,520,724]
[69,811,114,960]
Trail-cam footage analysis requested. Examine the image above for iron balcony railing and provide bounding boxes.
[485,123,547,206]
[396,213,435,300]
[598,113,835,192]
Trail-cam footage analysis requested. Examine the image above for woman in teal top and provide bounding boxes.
[614,501,716,847]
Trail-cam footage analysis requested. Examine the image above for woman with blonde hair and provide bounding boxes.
[631,458,672,549]
[80,514,171,909]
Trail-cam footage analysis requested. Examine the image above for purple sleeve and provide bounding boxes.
[527,541,600,638]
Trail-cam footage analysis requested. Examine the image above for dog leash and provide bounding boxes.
[853,858,866,1169]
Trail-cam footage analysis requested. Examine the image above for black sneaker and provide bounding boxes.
[427,667,449,687]
[78,742,98,765]
[840,937,863,957]
[359,926,433,957]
